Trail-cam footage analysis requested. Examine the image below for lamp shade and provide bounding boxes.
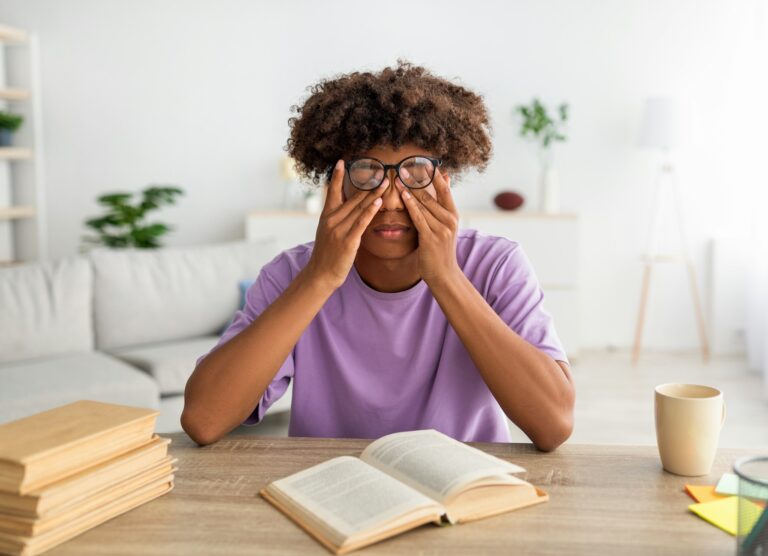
[637,97,677,150]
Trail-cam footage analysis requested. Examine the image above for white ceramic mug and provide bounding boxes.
[655,383,726,476]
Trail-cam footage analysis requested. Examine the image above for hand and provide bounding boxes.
[395,168,462,285]
[305,159,388,290]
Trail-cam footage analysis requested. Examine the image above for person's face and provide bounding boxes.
[342,144,441,260]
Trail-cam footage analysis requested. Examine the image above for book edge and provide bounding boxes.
[259,487,342,555]
[0,479,174,554]
[0,402,160,465]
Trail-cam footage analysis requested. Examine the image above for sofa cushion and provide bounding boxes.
[0,257,93,364]
[106,335,220,395]
[91,238,277,350]
[0,352,159,424]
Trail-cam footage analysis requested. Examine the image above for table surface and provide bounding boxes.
[48,434,763,555]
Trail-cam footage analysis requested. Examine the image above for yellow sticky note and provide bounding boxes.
[689,496,763,536]
[685,484,728,504]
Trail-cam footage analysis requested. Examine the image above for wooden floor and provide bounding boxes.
[236,350,768,449]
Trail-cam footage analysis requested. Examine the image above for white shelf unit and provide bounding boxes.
[0,23,46,265]
[245,210,580,359]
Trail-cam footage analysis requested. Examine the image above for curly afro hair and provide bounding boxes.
[286,60,492,185]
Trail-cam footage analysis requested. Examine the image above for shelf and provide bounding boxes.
[0,24,28,44]
[0,88,30,101]
[0,259,23,268]
[247,209,579,219]
[461,210,578,219]
[0,147,32,160]
[0,205,35,220]
[641,255,689,264]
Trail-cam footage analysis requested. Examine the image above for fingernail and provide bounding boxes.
[373,198,382,206]
[335,160,343,171]
[403,190,411,199]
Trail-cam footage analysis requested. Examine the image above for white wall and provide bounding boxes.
[1,0,765,350]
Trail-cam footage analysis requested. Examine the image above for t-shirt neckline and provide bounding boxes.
[350,263,428,301]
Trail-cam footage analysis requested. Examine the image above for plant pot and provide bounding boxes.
[0,129,13,147]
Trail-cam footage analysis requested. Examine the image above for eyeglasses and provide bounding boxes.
[344,155,442,191]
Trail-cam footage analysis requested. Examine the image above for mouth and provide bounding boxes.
[372,223,410,239]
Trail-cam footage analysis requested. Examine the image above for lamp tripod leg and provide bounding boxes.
[686,259,711,363]
[632,263,653,365]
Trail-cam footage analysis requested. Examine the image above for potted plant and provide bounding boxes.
[0,111,24,147]
[81,185,184,249]
[514,99,569,213]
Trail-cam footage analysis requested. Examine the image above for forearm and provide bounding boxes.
[181,265,336,445]
[429,270,575,451]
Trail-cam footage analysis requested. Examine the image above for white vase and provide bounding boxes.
[304,192,323,215]
[540,165,560,214]
[283,181,304,210]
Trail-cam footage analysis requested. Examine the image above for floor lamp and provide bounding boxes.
[632,97,710,364]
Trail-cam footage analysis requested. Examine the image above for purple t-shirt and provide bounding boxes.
[196,228,567,443]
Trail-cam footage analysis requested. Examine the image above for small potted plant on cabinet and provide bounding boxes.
[0,111,23,147]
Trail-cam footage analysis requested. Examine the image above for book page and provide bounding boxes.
[270,456,442,540]
[360,429,525,502]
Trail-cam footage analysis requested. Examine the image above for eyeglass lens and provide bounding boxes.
[347,157,436,190]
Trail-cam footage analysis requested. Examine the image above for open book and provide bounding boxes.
[260,429,548,554]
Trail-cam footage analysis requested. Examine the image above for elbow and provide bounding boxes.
[533,417,573,452]
[180,407,223,447]
[532,405,574,452]
[535,371,575,452]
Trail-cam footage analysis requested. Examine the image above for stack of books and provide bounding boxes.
[0,400,176,555]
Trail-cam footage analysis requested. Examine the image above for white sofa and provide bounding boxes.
[0,239,291,432]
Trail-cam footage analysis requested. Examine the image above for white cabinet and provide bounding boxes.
[245,210,580,358]
[459,212,580,358]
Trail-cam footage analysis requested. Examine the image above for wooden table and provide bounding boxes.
[49,434,762,555]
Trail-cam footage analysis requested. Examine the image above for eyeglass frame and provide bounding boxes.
[343,155,443,190]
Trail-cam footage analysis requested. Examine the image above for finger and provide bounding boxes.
[323,159,345,214]
[432,169,457,214]
[397,183,432,235]
[338,178,389,230]
[348,197,383,238]
[410,192,443,232]
[329,178,384,222]
[402,181,454,229]
[414,187,454,224]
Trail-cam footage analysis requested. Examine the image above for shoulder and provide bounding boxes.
[456,228,537,291]
[456,228,524,269]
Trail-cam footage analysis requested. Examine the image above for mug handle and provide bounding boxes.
[721,401,727,427]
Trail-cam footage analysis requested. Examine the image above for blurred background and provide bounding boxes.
[0,0,766,446]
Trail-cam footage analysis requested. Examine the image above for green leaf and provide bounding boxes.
[82,184,184,249]
[515,97,569,147]
[0,111,24,131]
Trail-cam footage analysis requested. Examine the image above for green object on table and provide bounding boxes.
[717,473,768,500]
[740,499,768,554]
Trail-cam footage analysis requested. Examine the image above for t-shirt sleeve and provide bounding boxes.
[486,242,569,364]
[194,262,295,426]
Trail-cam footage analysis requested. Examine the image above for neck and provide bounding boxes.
[353,248,422,293]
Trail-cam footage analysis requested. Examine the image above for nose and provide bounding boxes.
[379,168,405,210]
